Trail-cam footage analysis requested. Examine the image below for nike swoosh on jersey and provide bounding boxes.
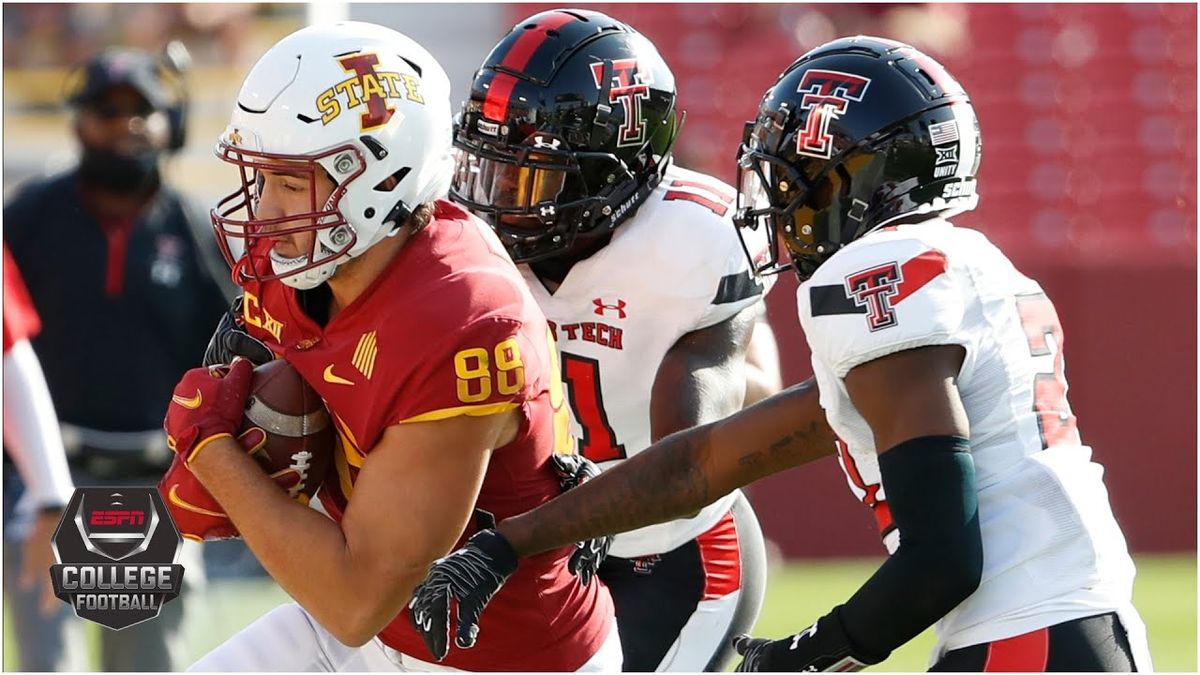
[171,391,203,409]
[323,365,354,386]
[167,484,227,518]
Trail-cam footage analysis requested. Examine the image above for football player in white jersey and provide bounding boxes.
[411,36,1152,672]
[442,9,774,672]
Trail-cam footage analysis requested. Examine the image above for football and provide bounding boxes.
[243,359,335,502]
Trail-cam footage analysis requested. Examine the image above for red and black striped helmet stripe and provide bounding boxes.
[481,11,577,122]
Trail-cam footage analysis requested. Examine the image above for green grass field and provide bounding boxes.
[6,554,1194,671]
[751,554,1196,672]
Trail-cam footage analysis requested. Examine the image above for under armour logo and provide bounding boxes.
[532,135,561,150]
[539,204,557,218]
[592,298,627,319]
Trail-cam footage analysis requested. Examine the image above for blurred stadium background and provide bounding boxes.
[3,3,1195,671]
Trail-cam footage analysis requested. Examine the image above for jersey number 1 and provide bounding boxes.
[1016,292,1081,449]
[560,353,626,463]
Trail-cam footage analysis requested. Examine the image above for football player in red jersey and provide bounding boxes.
[160,22,618,671]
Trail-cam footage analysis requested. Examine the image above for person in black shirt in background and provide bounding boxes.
[3,46,231,671]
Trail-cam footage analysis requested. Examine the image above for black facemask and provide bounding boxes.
[78,147,161,193]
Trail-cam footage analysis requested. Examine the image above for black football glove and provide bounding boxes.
[549,452,612,586]
[409,529,519,662]
[733,608,884,672]
[202,296,275,367]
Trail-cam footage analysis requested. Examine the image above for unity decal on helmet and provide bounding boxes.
[795,69,872,159]
[315,51,424,131]
[589,58,652,147]
[930,120,961,178]
[845,262,901,332]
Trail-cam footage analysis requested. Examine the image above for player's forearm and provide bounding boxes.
[2,343,74,507]
[189,440,416,645]
[501,380,837,557]
[499,423,716,557]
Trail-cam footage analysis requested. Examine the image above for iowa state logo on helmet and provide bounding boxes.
[314,51,425,131]
[590,58,652,147]
[795,69,872,159]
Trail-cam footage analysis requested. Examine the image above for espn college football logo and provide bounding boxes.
[50,488,185,630]
[76,492,158,561]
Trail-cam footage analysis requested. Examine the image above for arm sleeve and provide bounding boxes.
[3,341,74,508]
[839,435,982,658]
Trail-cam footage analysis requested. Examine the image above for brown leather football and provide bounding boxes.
[243,359,334,502]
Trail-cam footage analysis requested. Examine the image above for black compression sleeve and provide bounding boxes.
[837,435,982,661]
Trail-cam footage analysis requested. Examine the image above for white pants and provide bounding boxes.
[188,602,623,672]
[600,492,767,672]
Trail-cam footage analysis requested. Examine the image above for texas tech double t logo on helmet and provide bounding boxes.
[451,9,680,263]
[733,36,982,281]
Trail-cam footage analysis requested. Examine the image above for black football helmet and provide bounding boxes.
[451,9,680,263]
[733,36,982,281]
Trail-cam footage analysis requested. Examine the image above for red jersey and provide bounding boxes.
[3,246,41,354]
[239,201,613,670]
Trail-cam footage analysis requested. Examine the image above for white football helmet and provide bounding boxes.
[211,21,453,289]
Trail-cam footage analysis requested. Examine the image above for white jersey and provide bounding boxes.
[522,164,773,558]
[797,219,1138,657]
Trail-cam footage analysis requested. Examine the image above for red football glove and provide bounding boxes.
[159,454,239,542]
[159,427,305,542]
[164,358,254,466]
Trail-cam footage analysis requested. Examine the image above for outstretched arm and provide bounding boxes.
[500,377,834,557]
[409,377,835,661]
[734,345,981,671]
